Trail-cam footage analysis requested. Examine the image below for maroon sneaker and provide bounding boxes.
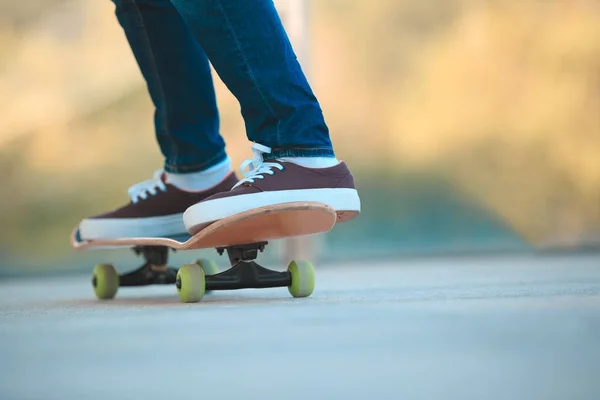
[183,144,361,233]
[78,170,238,239]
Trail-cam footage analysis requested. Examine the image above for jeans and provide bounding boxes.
[112,0,334,173]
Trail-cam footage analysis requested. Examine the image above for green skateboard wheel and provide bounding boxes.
[287,260,315,298]
[176,264,206,303]
[92,264,119,300]
[194,258,219,295]
[194,258,219,276]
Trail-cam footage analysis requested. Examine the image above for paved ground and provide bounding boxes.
[1,253,599,400]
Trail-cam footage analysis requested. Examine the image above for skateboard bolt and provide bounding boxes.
[175,278,182,290]
[92,276,97,288]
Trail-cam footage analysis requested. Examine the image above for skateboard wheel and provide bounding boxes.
[287,260,315,298]
[92,264,119,300]
[176,264,206,303]
[194,258,219,276]
[194,258,218,295]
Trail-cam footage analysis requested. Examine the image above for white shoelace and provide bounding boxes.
[233,143,283,189]
[127,169,167,203]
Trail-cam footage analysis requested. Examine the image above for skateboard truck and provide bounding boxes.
[111,246,178,287]
[200,242,292,291]
[97,241,291,292]
[217,242,266,264]
[90,239,314,302]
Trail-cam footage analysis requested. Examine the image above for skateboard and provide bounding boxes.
[71,201,337,303]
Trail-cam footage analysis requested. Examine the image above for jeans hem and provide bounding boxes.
[164,150,228,174]
[265,147,336,160]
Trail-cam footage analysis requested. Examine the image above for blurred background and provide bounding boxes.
[1,0,600,276]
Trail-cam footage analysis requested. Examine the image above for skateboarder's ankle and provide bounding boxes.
[276,156,339,169]
[165,157,232,192]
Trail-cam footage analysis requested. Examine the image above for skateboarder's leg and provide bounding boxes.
[171,0,333,160]
[167,0,361,231]
[112,0,226,173]
[77,0,239,240]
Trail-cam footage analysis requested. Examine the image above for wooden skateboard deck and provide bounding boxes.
[71,201,337,251]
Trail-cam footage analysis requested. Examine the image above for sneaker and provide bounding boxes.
[183,143,361,234]
[78,169,239,239]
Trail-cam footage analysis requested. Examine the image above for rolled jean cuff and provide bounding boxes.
[265,147,336,160]
[163,150,228,174]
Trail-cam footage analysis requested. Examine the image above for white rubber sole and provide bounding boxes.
[78,213,187,240]
[183,188,361,233]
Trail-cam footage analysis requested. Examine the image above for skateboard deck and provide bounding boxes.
[71,201,336,251]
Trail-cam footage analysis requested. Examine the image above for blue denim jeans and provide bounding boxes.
[112,0,334,173]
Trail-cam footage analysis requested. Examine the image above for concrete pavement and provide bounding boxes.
[1,253,599,399]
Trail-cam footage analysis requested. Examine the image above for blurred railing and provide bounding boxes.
[274,0,322,262]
